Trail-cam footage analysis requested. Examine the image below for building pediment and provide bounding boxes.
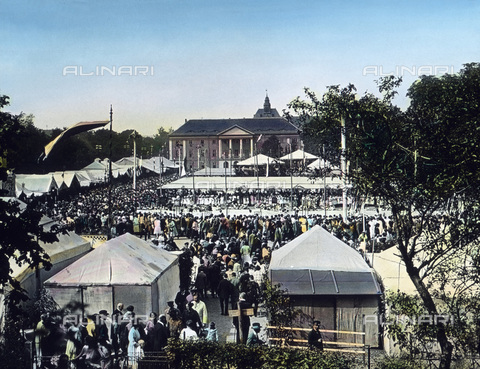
[218,125,254,137]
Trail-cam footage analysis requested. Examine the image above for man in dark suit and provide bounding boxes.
[153,315,169,351]
[217,273,232,315]
[308,320,324,351]
[233,293,252,344]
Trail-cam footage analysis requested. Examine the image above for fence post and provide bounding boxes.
[367,345,371,369]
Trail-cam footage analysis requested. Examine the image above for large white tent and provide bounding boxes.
[115,156,178,174]
[44,233,180,317]
[15,174,58,197]
[52,171,81,191]
[145,156,178,170]
[82,158,131,182]
[269,225,382,346]
[236,154,284,166]
[280,149,317,161]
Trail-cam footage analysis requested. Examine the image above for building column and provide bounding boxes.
[169,140,173,160]
[218,139,222,167]
[229,139,232,158]
[240,139,243,159]
[183,140,187,164]
[250,138,254,157]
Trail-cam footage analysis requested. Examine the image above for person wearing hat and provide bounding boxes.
[246,322,264,346]
[308,320,324,351]
[97,310,111,343]
[233,292,252,344]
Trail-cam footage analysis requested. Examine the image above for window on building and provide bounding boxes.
[200,140,204,146]
[234,149,239,157]
[212,149,216,157]
[189,140,193,146]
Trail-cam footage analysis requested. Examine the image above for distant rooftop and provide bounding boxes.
[253,93,281,118]
[170,94,298,137]
[170,118,297,137]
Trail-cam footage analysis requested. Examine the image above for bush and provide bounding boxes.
[375,354,420,369]
[166,339,354,369]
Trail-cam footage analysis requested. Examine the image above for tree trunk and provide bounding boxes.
[397,236,453,369]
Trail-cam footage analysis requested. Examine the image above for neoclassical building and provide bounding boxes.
[168,96,300,170]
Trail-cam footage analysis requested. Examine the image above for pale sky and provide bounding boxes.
[1,0,479,136]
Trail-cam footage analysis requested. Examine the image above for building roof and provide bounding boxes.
[170,117,298,138]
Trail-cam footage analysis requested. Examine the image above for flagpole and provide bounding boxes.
[108,105,113,239]
[130,130,138,214]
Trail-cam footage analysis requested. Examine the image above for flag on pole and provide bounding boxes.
[257,134,263,142]
[42,120,110,160]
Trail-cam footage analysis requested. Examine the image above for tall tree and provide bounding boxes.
[287,64,480,369]
[260,135,281,158]
[0,94,58,297]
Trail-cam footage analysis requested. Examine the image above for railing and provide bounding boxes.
[138,351,170,369]
[267,325,366,355]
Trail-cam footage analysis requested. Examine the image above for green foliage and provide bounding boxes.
[166,339,354,369]
[262,276,302,327]
[30,288,60,325]
[0,198,58,294]
[0,93,58,305]
[0,293,33,369]
[287,64,480,369]
[0,93,174,173]
[260,135,282,158]
[376,354,420,369]
[384,291,438,355]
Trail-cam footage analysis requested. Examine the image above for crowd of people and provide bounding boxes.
[28,172,398,368]
[33,202,397,368]
[34,225,271,368]
[21,170,394,254]
[22,171,370,236]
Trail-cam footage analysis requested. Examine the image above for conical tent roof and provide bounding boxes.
[280,149,317,161]
[270,225,381,295]
[271,225,370,272]
[45,233,178,286]
[236,153,284,166]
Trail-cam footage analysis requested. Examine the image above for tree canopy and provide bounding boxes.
[287,63,480,369]
[0,95,58,304]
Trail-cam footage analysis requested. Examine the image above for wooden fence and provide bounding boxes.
[267,325,366,355]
